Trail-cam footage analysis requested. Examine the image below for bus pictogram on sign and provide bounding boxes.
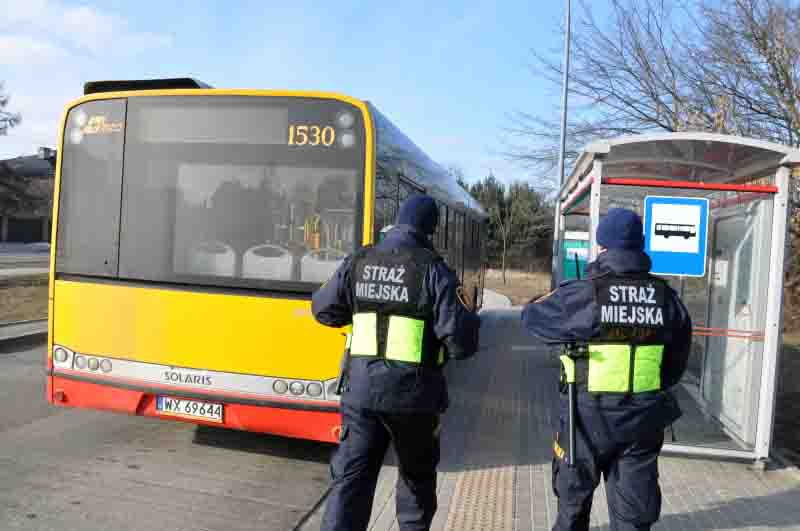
[654,223,697,239]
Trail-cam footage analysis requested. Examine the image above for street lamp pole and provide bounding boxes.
[551,0,572,289]
[557,0,572,189]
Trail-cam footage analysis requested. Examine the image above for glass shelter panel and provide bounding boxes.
[559,190,590,282]
[599,184,774,452]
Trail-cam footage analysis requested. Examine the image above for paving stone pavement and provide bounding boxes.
[303,308,800,530]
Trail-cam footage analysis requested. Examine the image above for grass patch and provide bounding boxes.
[0,275,48,323]
[483,269,552,306]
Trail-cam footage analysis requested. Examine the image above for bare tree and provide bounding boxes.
[507,0,697,178]
[508,0,800,325]
[505,0,800,178]
[697,0,800,144]
[0,82,21,136]
[494,194,515,285]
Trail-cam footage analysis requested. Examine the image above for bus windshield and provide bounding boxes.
[56,96,365,291]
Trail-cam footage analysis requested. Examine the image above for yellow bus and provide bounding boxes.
[46,78,486,442]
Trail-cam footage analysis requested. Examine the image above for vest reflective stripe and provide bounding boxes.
[385,316,425,363]
[586,344,663,393]
[632,345,663,392]
[350,312,430,364]
[438,347,445,365]
[351,313,378,355]
[587,345,631,392]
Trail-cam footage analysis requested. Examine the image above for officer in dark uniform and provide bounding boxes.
[522,208,692,531]
[312,194,481,531]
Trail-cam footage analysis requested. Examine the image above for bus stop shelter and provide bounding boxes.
[552,132,799,462]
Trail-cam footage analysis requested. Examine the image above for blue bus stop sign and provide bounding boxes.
[643,195,709,277]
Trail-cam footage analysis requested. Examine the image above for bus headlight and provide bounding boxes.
[306,382,323,398]
[100,359,112,373]
[54,348,68,363]
[273,380,288,394]
[289,382,305,396]
[88,358,100,371]
[74,355,87,369]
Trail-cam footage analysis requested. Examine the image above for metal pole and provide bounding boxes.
[557,0,572,188]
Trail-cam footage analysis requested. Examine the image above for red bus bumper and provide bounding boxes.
[48,374,342,443]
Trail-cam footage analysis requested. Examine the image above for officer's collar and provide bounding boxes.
[590,249,652,275]
[387,224,435,249]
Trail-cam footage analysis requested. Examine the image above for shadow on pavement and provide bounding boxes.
[193,425,335,464]
[436,308,558,473]
[651,488,800,531]
[0,334,46,354]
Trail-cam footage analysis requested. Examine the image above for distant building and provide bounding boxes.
[0,149,55,243]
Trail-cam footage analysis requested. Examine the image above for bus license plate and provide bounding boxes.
[156,396,223,423]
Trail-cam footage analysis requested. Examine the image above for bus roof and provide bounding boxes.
[84,78,213,95]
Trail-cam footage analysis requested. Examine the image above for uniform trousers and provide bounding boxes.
[552,413,665,531]
[321,403,440,531]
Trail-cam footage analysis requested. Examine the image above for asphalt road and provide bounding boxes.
[0,338,334,531]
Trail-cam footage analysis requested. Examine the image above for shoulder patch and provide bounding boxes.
[534,289,558,303]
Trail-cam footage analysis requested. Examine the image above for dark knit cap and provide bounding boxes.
[396,194,439,235]
[597,208,645,251]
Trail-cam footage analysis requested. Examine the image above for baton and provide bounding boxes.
[334,333,351,395]
[560,349,578,466]
[555,255,582,466]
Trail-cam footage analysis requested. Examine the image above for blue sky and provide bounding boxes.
[1,0,576,184]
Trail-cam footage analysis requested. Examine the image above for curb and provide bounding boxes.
[0,319,48,343]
